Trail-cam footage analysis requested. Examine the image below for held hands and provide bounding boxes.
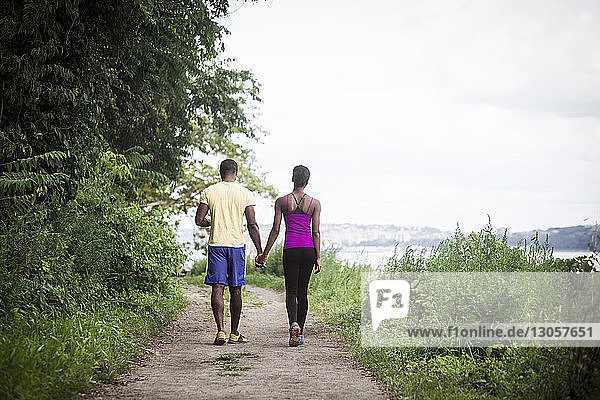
[314,257,321,274]
[255,252,319,272]
[255,252,267,268]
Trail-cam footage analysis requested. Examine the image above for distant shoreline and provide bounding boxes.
[176,222,598,252]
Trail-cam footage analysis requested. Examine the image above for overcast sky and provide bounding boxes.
[217,0,600,232]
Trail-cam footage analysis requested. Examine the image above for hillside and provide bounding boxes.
[320,223,598,251]
[499,225,598,251]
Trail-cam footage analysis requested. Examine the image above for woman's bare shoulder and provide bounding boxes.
[275,194,289,205]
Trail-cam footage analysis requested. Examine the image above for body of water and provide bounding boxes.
[335,245,597,268]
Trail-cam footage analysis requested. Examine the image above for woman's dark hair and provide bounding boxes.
[292,165,310,188]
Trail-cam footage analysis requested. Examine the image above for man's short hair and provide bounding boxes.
[220,159,238,178]
[292,165,310,188]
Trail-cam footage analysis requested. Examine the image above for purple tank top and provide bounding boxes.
[283,194,314,249]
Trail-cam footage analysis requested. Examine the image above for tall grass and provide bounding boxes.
[246,223,600,399]
[0,286,187,400]
[244,244,286,292]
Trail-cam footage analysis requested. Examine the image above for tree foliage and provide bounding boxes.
[1,0,274,219]
[0,150,69,213]
[0,151,186,321]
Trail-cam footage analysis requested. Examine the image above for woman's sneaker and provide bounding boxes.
[289,322,301,347]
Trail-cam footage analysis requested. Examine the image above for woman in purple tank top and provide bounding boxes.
[257,165,322,347]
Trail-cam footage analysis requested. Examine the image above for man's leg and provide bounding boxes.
[229,285,242,334]
[211,283,226,331]
[206,246,228,335]
[228,245,247,336]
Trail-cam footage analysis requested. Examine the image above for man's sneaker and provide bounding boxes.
[228,332,248,344]
[289,322,301,347]
[213,330,227,345]
[298,334,304,345]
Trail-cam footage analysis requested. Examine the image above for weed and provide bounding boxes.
[212,352,258,377]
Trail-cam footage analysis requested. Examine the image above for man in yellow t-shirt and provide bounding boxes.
[195,159,263,345]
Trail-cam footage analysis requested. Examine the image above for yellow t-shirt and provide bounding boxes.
[200,181,255,247]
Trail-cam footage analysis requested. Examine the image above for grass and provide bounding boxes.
[183,274,207,287]
[211,352,258,376]
[245,272,285,292]
[244,225,600,399]
[0,282,188,400]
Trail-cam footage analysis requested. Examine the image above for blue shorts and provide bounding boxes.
[205,245,246,286]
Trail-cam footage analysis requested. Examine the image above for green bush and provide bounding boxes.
[385,222,553,273]
[385,221,598,274]
[0,174,185,323]
[190,258,208,276]
[0,158,187,399]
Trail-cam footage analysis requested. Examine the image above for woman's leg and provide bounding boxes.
[297,248,316,333]
[283,248,300,326]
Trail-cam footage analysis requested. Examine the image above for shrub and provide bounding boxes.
[385,222,558,273]
[0,154,187,399]
[0,165,185,324]
[190,258,208,276]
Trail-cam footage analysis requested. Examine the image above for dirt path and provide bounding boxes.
[84,282,388,400]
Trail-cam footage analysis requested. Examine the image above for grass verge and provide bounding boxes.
[0,282,188,400]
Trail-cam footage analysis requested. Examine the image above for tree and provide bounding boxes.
[1,0,274,219]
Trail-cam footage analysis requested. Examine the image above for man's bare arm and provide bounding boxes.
[195,203,210,227]
[245,205,262,254]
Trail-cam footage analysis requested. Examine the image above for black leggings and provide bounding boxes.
[282,247,315,332]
